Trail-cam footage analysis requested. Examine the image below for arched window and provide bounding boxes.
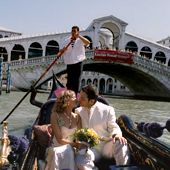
[125,41,138,52]
[154,51,166,64]
[28,42,43,58]
[83,36,93,49]
[106,78,113,93]
[0,47,8,62]
[81,79,86,88]
[11,44,25,61]
[99,78,105,94]
[87,79,92,85]
[45,40,59,56]
[93,78,98,87]
[140,46,152,59]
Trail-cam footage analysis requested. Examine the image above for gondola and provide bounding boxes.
[1,75,170,170]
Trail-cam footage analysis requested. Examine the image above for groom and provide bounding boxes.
[76,84,130,165]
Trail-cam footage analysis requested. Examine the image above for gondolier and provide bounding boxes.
[62,26,90,94]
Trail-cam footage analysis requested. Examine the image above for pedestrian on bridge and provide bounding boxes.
[62,26,90,94]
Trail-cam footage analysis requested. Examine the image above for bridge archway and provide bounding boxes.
[125,41,138,52]
[82,62,170,99]
[140,46,152,59]
[99,20,121,49]
[28,42,43,58]
[83,36,93,49]
[0,47,8,62]
[11,44,25,61]
[45,40,59,56]
[18,56,170,100]
[154,51,166,64]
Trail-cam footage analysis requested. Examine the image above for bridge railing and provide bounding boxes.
[85,50,94,59]
[9,55,64,68]
[6,50,170,77]
[8,50,94,68]
[133,55,170,75]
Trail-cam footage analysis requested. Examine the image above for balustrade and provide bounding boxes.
[4,51,170,78]
[133,55,170,76]
[7,50,94,68]
[9,55,64,68]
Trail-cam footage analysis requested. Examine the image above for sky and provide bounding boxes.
[0,0,169,42]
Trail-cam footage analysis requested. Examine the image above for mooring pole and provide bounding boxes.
[0,57,3,95]
[6,63,11,93]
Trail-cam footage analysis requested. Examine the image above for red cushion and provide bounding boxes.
[33,124,53,147]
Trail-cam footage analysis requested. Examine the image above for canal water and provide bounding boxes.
[0,91,170,145]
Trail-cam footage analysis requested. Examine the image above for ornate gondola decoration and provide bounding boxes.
[7,135,29,169]
[117,115,170,170]
[0,121,10,168]
[136,119,170,138]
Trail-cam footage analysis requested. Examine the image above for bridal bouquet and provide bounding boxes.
[73,128,100,148]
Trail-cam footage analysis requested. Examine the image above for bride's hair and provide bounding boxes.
[52,90,76,114]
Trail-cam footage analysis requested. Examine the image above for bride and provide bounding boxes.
[45,89,95,170]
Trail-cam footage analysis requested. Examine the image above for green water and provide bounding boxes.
[0,91,170,144]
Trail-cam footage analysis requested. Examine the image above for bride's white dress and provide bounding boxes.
[45,127,77,170]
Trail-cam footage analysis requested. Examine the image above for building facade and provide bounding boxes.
[157,37,170,48]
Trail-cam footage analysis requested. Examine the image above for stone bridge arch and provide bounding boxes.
[9,51,170,101]
[82,62,170,100]
[35,61,170,100]
[87,15,127,49]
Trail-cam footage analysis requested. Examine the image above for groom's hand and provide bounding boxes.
[112,134,127,145]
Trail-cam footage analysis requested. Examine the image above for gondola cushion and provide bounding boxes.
[33,124,53,147]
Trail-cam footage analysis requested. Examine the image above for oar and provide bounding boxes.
[0,41,72,124]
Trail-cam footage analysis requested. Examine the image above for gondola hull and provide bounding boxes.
[18,114,170,170]
[117,115,170,170]
[1,82,170,170]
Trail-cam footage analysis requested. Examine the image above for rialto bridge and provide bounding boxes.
[1,15,170,100]
[7,50,170,101]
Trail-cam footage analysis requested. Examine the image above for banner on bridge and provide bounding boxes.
[94,49,134,64]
